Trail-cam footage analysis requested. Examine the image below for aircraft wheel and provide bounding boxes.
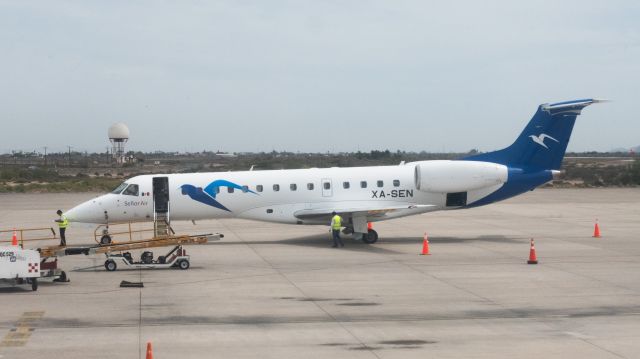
[105,260,117,272]
[100,235,112,245]
[178,259,190,270]
[31,278,38,291]
[362,229,378,244]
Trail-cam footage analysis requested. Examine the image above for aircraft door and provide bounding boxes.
[153,177,170,214]
[321,178,333,197]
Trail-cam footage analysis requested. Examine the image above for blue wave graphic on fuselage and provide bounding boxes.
[204,179,256,198]
[180,180,257,212]
[180,184,231,212]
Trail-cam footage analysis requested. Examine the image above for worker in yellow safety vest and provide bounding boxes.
[330,211,344,248]
[54,209,68,246]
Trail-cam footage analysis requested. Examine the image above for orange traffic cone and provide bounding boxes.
[146,342,153,359]
[593,220,601,238]
[11,229,18,246]
[420,233,430,255]
[527,239,538,264]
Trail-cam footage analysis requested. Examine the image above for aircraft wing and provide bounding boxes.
[294,204,435,221]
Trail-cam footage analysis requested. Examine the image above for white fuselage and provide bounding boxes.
[65,160,510,230]
[62,98,600,239]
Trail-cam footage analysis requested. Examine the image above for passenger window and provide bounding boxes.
[323,182,331,190]
[228,187,234,193]
[122,184,139,196]
[242,185,249,193]
[256,185,263,192]
[290,184,297,191]
[273,184,280,191]
[343,182,350,189]
[393,179,400,187]
[377,180,384,188]
[307,183,314,190]
[360,181,367,188]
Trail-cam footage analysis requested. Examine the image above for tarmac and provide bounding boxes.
[0,188,639,359]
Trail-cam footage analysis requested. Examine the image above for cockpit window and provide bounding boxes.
[111,182,128,194]
[122,184,139,196]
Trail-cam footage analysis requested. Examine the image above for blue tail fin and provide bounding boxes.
[464,99,602,171]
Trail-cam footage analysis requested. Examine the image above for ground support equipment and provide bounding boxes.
[104,244,193,271]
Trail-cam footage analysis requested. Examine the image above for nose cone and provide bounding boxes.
[65,196,108,224]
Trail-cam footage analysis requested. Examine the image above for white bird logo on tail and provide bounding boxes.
[529,133,559,149]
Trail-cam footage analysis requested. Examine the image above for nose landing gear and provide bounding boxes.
[100,234,112,245]
[99,210,112,245]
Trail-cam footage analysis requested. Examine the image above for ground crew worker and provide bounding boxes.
[54,209,68,246]
[330,211,344,248]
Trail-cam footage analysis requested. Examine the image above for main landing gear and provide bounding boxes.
[361,229,378,244]
[342,221,379,244]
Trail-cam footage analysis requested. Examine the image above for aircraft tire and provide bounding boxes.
[100,235,112,245]
[362,229,378,244]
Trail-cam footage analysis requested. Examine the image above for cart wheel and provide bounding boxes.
[100,235,112,245]
[105,260,117,271]
[31,278,38,291]
[59,271,68,282]
[178,259,190,270]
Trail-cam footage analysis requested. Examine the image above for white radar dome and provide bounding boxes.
[108,123,130,140]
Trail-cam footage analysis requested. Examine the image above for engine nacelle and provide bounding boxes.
[414,160,508,193]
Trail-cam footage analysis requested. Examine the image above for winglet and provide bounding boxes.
[541,98,607,114]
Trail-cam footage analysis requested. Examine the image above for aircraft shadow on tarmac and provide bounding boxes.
[204,233,521,255]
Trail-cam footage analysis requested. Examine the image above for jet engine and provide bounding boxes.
[414,160,508,193]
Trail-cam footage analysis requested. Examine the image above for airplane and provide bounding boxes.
[65,99,603,244]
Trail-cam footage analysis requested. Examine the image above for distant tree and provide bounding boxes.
[631,159,640,185]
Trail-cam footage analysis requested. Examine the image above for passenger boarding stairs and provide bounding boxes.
[154,212,172,237]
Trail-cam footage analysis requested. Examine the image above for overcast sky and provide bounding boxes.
[1,1,638,154]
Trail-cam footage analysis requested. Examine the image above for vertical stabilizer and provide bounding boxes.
[465,99,603,171]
